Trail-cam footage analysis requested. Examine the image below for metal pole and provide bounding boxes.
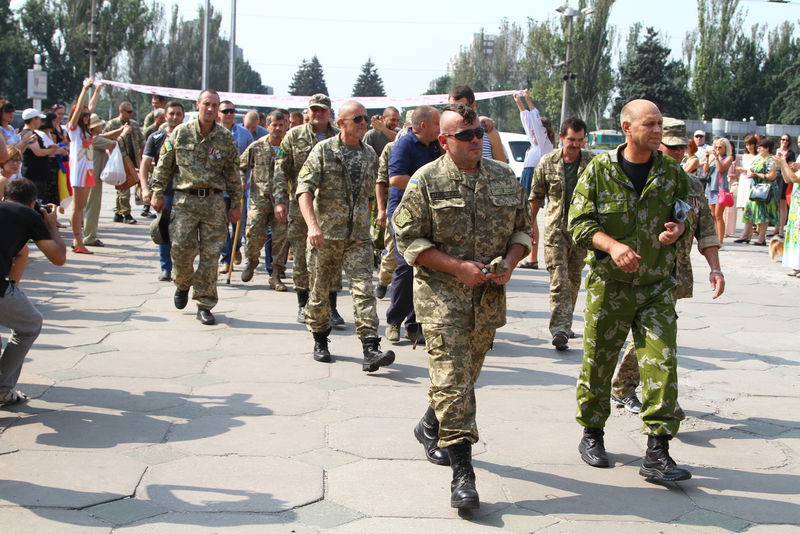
[202,0,210,89]
[89,0,97,77]
[559,15,573,125]
[228,0,236,92]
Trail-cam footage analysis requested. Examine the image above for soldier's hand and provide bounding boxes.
[275,204,287,222]
[308,223,325,250]
[141,187,152,205]
[659,221,685,245]
[709,271,725,299]
[371,116,383,130]
[610,243,641,273]
[228,208,242,223]
[377,208,387,227]
[151,196,164,212]
[488,260,513,285]
[456,260,489,287]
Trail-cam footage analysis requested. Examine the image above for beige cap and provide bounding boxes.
[308,93,331,110]
[662,117,688,147]
[89,113,105,130]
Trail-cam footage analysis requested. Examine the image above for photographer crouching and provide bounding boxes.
[0,178,66,406]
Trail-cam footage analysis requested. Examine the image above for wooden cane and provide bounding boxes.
[226,196,244,285]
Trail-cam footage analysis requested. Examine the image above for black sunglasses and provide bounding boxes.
[220,109,236,115]
[445,126,485,142]
[342,115,369,123]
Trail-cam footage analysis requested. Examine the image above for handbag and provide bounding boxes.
[718,190,734,208]
[115,151,140,191]
[749,182,772,203]
[99,146,126,186]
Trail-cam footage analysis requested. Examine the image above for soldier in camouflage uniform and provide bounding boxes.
[274,94,340,324]
[142,95,167,130]
[375,141,397,297]
[568,99,693,482]
[105,102,145,223]
[529,117,594,351]
[240,110,288,290]
[150,89,242,326]
[296,100,395,373]
[610,118,724,415]
[393,104,531,510]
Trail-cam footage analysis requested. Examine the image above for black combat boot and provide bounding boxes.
[639,435,692,482]
[447,441,479,510]
[296,290,309,324]
[330,291,345,328]
[414,406,450,466]
[312,328,332,363]
[579,427,610,467]
[361,337,395,372]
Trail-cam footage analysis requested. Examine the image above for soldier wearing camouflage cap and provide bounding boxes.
[393,103,531,510]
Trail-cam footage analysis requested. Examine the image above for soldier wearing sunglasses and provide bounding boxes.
[393,103,531,510]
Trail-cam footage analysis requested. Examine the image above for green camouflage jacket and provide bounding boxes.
[151,120,242,201]
[674,172,720,299]
[273,122,339,218]
[530,148,595,246]
[295,134,377,241]
[376,142,394,186]
[393,156,531,330]
[568,144,691,286]
[240,137,276,207]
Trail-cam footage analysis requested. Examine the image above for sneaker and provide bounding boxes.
[611,394,642,414]
[296,306,306,324]
[552,331,569,351]
[113,213,124,223]
[386,324,400,343]
[123,214,137,224]
[0,389,29,406]
[158,270,172,282]
[218,263,230,274]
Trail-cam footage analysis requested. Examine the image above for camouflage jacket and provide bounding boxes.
[295,134,377,241]
[530,148,595,246]
[674,172,720,299]
[273,122,339,217]
[568,144,691,286]
[376,142,394,186]
[393,156,532,330]
[240,137,276,208]
[151,119,242,202]
[104,117,144,167]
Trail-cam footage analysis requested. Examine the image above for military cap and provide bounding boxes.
[150,207,171,245]
[662,117,688,147]
[308,94,331,110]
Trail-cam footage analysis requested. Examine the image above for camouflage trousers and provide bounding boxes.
[288,214,309,291]
[576,272,680,436]
[114,187,132,216]
[611,286,682,399]
[305,239,378,337]
[378,228,397,286]
[243,195,288,276]
[423,324,496,449]
[169,192,228,310]
[544,241,586,336]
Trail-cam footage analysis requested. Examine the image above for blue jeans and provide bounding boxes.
[520,167,534,197]
[159,194,174,272]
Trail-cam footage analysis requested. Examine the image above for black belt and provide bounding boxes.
[179,188,222,197]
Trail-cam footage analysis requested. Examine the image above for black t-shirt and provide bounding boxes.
[0,201,51,279]
[619,152,653,196]
[21,131,52,183]
[144,129,173,194]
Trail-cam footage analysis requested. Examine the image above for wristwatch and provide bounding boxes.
[710,269,724,277]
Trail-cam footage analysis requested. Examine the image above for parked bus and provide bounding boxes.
[587,129,624,153]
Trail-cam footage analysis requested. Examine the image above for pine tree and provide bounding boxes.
[352,58,386,97]
[288,55,328,96]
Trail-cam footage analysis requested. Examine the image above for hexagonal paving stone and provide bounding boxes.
[330,386,428,419]
[137,456,322,513]
[104,329,220,353]
[205,353,330,383]
[38,377,191,413]
[328,417,422,460]
[0,507,111,533]
[115,512,317,533]
[74,350,209,379]
[191,381,327,416]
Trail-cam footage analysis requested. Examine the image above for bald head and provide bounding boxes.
[338,100,366,119]
[620,99,660,127]
[620,98,663,155]
[243,110,259,132]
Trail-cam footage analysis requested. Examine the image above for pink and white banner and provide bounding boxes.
[98,79,518,109]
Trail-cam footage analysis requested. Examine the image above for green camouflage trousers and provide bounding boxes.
[288,215,309,291]
[423,324,496,449]
[305,239,378,337]
[114,187,132,216]
[243,195,288,275]
[544,241,586,336]
[169,192,228,310]
[576,272,680,436]
[378,228,397,287]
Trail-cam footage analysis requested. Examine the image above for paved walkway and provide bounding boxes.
[0,192,798,533]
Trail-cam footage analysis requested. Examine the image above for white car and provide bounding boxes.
[498,131,531,179]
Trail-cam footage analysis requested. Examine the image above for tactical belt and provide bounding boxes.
[179,188,222,197]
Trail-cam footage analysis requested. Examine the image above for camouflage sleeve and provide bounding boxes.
[695,193,721,251]
[273,137,293,205]
[223,137,243,203]
[529,163,546,202]
[393,176,435,266]
[368,154,378,203]
[510,183,533,255]
[240,143,254,172]
[376,145,391,185]
[675,168,693,244]
[295,145,322,197]
[567,159,601,249]
[150,136,176,198]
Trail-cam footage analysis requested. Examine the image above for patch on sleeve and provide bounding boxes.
[164,140,173,152]
[393,207,413,228]
[407,178,418,189]
[429,190,460,200]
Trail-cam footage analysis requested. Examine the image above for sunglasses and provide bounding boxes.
[342,115,369,123]
[694,134,704,138]
[122,109,133,113]
[220,109,236,115]
[444,126,485,142]
[781,138,790,142]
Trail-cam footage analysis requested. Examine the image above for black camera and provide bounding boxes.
[33,200,52,216]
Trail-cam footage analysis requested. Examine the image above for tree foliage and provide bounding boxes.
[288,56,328,96]
[352,58,385,97]
[0,0,35,105]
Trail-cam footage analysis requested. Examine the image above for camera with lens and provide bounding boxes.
[33,199,52,217]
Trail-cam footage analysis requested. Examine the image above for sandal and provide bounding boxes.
[0,389,29,406]
[72,246,94,254]
[518,260,539,269]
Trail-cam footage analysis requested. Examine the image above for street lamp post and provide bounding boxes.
[556,4,592,124]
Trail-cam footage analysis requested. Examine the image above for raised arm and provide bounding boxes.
[68,77,94,129]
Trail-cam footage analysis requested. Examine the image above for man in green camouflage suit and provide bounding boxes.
[393,103,530,510]
[568,99,694,482]
[104,101,145,224]
[240,110,288,290]
[150,89,242,326]
[529,117,594,351]
[274,94,340,324]
[610,117,725,415]
[296,100,395,373]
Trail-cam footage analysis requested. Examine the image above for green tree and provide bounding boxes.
[423,74,452,95]
[764,22,800,122]
[727,27,766,122]
[613,27,692,121]
[288,55,328,96]
[352,58,385,97]
[0,0,35,105]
